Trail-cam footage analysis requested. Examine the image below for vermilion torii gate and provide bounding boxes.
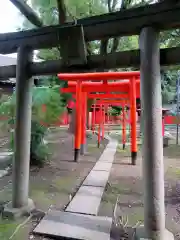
[58,71,140,164]
[64,80,140,95]
[93,99,130,150]
[78,93,129,142]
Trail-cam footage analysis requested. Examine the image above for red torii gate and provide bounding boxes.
[92,99,129,149]
[64,92,130,155]
[61,91,134,160]
[61,82,135,157]
[68,94,131,150]
[62,80,140,97]
[73,94,129,141]
[58,71,140,164]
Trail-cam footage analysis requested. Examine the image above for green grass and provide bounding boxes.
[167,165,180,177]
[164,144,180,158]
[126,208,144,225]
[0,218,27,240]
[102,183,132,204]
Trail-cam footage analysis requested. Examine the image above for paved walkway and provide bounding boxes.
[34,137,118,240]
[0,152,13,178]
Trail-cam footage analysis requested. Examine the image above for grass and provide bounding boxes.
[164,144,180,158]
[126,208,144,225]
[102,183,132,204]
[0,218,27,240]
[167,165,180,178]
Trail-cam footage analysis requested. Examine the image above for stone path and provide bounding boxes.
[34,137,118,240]
[0,151,13,178]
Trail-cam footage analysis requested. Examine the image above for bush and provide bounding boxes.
[30,121,51,166]
[1,86,65,167]
[10,120,51,166]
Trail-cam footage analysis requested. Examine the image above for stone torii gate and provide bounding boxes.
[0,0,178,239]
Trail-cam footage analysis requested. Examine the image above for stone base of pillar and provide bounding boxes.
[134,225,174,240]
[2,198,35,219]
[131,151,137,165]
[80,143,87,155]
[74,149,80,162]
[163,136,169,148]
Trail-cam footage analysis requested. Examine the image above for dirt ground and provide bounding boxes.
[1,126,180,239]
[0,128,108,240]
[98,143,180,240]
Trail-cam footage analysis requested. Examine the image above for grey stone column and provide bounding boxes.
[3,46,35,218]
[138,27,174,239]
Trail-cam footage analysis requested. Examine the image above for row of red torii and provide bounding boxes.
[58,71,140,164]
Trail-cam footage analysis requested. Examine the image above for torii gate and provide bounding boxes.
[69,95,130,150]
[64,92,130,156]
[92,99,129,150]
[58,71,140,164]
[62,80,140,96]
[78,93,129,139]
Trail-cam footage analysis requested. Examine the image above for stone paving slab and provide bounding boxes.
[98,152,114,162]
[0,152,13,156]
[34,210,112,240]
[0,153,12,170]
[83,170,110,188]
[0,169,8,178]
[66,185,104,215]
[93,162,112,172]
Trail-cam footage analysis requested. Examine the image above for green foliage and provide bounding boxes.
[0,86,65,166]
[31,86,65,125]
[161,70,178,104]
[9,121,50,167]
[21,0,179,105]
[109,106,122,116]
[30,121,50,166]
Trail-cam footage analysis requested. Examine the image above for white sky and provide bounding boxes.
[0,1,20,34]
[0,1,20,58]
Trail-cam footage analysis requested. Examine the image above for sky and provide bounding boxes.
[0,1,21,58]
[0,1,20,33]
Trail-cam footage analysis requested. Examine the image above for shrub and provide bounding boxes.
[0,85,65,167]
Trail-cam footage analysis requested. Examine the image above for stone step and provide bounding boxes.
[0,152,13,170]
[66,185,104,215]
[33,210,112,240]
[93,162,112,172]
[0,169,9,178]
[82,170,110,188]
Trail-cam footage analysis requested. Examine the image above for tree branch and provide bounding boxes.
[9,0,43,27]
[108,0,111,12]
[111,37,119,53]
[100,39,108,55]
[56,0,67,24]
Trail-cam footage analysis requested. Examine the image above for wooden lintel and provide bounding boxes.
[60,25,87,66]
[1,2,180,53]
[0,47,180,79]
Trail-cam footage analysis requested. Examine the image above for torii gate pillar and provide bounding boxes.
[137,27,174,239]
[3,46,35,218]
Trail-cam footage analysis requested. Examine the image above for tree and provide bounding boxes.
[21,0,179,104]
